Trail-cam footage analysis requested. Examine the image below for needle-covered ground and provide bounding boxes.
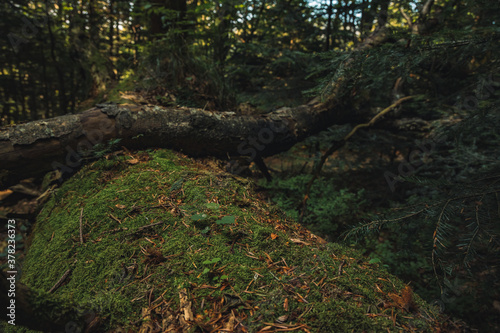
[5,149,458,332]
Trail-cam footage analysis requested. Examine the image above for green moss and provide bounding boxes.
[106,75,138,104]
[15,149,448,332]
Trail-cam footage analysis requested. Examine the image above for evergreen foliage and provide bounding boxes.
[259,3,500,330]
[262,174,366,236]
[297,12,499,331]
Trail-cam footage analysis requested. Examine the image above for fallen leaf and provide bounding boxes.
[179,288,194,321]
[276,314,288,323]
[388,286,417,312]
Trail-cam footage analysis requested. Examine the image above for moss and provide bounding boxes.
[13,149,449,332]
[106,75,138,104]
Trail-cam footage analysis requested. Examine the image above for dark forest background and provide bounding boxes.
[1,0,500,331]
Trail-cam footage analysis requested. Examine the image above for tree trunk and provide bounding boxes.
[325,0,334,51]
[0,99,365,187]
[149,0,187,37]
[108,0,114,58]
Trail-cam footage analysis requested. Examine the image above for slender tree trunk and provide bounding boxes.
[45,3,68,115]
[360,0,373,35]
[148,0,187,37]
[40,50,52,119]
[115,18,120,60]
[14,62,27,122]
[28,75,38,121]
[109,0,114,57]
[325,0,333,51]
[10,64,20,124]
[377,0,390,27]
[1,90,8,125]
[88,0,100,47]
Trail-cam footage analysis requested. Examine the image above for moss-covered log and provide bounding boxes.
[0,99,363,188]
[1,149,455,332]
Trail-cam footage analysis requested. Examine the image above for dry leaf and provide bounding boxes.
[179,288,194,321]
[388,286,417,312]
[224,311,236,331]
[276,315,288,323]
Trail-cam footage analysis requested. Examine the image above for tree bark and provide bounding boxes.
[0,99,363,187]
[324,0,334,51]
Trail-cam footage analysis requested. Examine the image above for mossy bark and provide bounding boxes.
[0,99,361,187]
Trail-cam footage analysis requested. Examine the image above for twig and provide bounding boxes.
[399,7,413,30]
[124,221,165,237]
[79,208,84,244]
[338,260,346,276]
[432,199,451,293]
[343,207,429,240]
[48,269,72,293]
[298,96,416,223]
[464,202,481,264]
[108,213,122,224]
[344,96,415,141]
[137,221,164,232]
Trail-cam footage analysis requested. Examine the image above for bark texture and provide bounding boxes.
[0,100,362,186]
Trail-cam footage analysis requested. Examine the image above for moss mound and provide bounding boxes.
[8,150,450,332]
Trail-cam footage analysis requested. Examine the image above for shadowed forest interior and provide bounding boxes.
[0,0,500,331]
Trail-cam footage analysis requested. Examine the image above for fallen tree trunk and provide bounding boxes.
[0,99,364,186]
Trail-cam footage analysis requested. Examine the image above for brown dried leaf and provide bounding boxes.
[388,286,417,312]
[179,288,194,321]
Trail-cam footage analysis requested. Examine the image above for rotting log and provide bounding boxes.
[0,100,365,186]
